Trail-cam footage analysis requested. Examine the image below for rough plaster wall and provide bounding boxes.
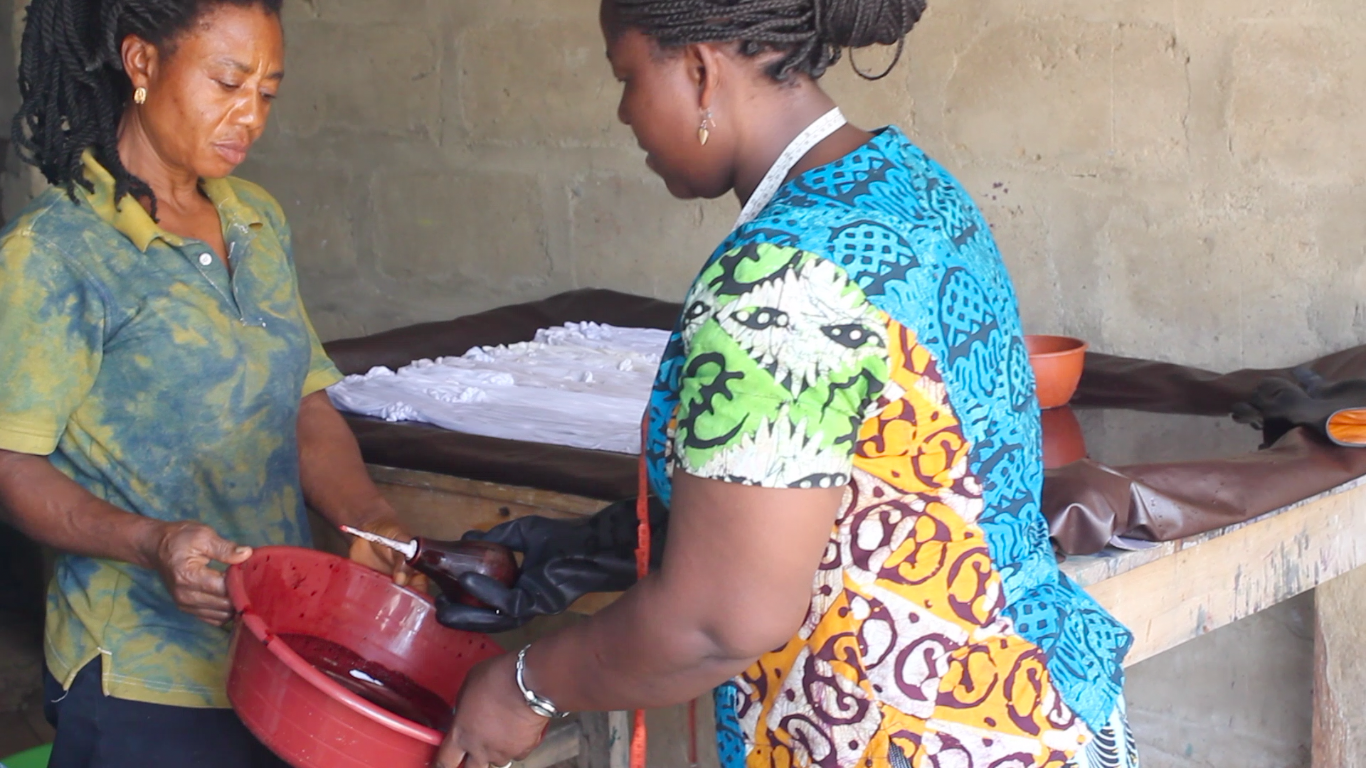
[237,3,1355,765]
[0,0,1353,763]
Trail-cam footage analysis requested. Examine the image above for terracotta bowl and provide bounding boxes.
[1026,335,1088,409]
[1040,406,1087,468]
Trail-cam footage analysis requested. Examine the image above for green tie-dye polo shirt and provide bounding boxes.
[0,151,342,708]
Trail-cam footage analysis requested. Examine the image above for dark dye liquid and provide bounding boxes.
[280,634,452,732]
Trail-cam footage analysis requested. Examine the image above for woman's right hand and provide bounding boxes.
[144,521,253,627]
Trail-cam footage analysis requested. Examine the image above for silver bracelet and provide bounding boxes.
[515,645,568,719]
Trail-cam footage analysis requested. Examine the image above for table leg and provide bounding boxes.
[580,711,631,768]
[1312,564,1366,767]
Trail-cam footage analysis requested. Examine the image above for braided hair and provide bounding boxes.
[11,0,282,214]
[607,0,926,81]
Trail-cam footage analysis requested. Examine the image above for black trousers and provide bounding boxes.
[43,659,288,768]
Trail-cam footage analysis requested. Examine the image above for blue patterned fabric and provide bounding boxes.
[713,683,749,768]
[646,128,1131,733]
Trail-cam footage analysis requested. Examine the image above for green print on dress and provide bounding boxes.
[674,243,891,489]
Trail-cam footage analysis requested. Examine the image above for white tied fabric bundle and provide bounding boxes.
[327,322,670,454]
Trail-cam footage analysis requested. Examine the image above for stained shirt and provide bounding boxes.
[0,151,341,707]
[644,128,1133,768]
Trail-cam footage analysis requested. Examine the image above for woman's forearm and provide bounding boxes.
[521,572,760,712]
[296,391,394,528]
[516,478,845,713]
[0,449,163,567]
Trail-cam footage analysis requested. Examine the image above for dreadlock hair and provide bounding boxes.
[607,0,926,82]
[11,0,283,216]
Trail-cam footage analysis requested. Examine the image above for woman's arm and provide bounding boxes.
[436,471,843,768]
[296,390,395,528]
[295,390,422,583]
[0,449,252,625]
[527,473,842,708]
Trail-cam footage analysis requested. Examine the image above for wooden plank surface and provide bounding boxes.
[365,462,1366,664]
[1312,564,1366,768]
[1068,481,1366,666]
[369,465,605,539]
[364,465,621,616]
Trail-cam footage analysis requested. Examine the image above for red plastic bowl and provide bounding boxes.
[226,547,501,768]
[1026,335,1088,409]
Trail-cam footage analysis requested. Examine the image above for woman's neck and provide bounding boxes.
[731,86,873,207]
[117,114,204,216]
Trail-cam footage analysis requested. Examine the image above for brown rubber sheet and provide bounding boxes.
[324,290,1366,554]
[1047,348,1366,554]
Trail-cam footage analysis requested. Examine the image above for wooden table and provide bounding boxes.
[1060,476,1366,765]
[360,465,1366,768]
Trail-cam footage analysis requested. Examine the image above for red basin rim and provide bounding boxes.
[226,552,445,746]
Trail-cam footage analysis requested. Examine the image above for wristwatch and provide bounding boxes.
[515,645,568,719]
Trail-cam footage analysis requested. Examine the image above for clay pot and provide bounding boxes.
[1040,405,1087,468]
[1026,335,1088,409]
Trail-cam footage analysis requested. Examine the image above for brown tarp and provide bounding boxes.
[1047,350,1366,554]
[324,290,1366,555]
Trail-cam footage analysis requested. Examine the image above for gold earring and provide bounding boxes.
[133,87,147,105]
[698,109,714,146]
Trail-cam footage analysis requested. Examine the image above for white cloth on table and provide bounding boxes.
[326,322,669,454]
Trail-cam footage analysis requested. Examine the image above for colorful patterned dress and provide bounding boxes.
[643,128,1137,768]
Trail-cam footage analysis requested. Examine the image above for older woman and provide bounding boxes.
[436,1,1139,768]
[0,0,417,765]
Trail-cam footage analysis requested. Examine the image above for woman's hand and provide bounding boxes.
[146,521,253,626]
[347,515,428,591]
[434,653,549,768]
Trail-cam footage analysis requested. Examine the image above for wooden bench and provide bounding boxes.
[353,465,1366,767]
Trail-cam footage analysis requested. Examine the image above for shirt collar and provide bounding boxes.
[78,149,264,252]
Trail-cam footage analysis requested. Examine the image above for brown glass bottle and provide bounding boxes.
[341,526,519,607]
[408,538,519,607]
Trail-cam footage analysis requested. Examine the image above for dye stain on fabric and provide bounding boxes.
[280,634,453,731]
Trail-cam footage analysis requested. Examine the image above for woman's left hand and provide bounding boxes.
[347,515,428,591]
[434,653,549,768]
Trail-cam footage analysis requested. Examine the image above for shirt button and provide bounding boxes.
[199,253,213,266]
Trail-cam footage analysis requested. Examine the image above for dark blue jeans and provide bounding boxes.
[43,659,287,768]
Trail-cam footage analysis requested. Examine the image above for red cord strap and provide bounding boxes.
[632,421,651,768]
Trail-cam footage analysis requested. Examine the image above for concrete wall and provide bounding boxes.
[238,2,1357,765]
[5,0,1360,764]
[239,2,1356,765]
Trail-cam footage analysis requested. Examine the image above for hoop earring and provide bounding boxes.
[133,87,147,105]
[698,109,714,146]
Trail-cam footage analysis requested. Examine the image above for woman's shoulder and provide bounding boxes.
[1,185,105,253]
[769,125,985,234]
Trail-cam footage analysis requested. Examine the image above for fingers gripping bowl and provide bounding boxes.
[226,547,501,768]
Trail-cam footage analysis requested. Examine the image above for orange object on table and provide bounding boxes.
[1027,335,1088,409]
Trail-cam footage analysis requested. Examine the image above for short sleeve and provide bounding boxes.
[300,311,343,397]
[673,243,891,490]
[0,234,106,455]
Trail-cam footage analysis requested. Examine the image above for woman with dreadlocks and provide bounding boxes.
[0,0,422,764]
[434,1,1137,768]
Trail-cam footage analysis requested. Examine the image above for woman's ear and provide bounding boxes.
[121,34,159,93]
[685,42,725,111]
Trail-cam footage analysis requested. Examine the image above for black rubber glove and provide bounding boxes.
[1231,367,1366,448]
[434,496,669,633]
